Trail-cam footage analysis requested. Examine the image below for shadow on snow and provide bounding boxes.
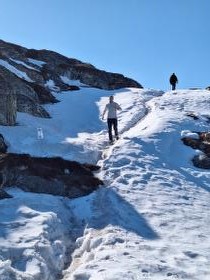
[88,187,159,240]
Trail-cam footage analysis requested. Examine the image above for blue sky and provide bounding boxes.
[0,0,209,90]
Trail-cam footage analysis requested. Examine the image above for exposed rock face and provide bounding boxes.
[0,167,12,199]
[0,188,12,199]
[182,132,210,169]
[0,73,17,125]
[56,62,142,90]
[24,81,58,104]
[0,39,142,89]
[0,153,103,198]
[26,48,142,89]
[192,154,210,169]
[0,94,16,125]
[0,66,50,119]
[0,134,8,153]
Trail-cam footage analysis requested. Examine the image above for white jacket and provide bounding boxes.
[103,102,121,119]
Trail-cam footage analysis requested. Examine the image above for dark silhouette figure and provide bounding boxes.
[169,73,178,90]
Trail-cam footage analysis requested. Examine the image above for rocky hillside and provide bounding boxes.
[0,39,142,125]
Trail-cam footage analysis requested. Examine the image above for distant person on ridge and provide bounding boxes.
[102,95,122,144]
[169,73,178,90]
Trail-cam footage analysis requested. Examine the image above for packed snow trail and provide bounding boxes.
[61,89,164,278]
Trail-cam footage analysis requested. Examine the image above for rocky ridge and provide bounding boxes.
[0,39,142,125]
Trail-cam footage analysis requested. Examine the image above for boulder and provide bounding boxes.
[181,137,200,149]
[192,154,210,169]
[200,132,210,143]
[0,153,103,198]
[182,132,210,169]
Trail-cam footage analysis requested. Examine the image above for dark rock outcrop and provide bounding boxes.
[192,154,210,169]
[0,134,8,153]
[0,153,103,198]
[24,81,58,104]
[0,169,12,199]
[0,66,50,119]
[55,62,142,90]
[182,132,210,169]
[0,73,17,125]
[26,48,143,90]
[0,188,12,199]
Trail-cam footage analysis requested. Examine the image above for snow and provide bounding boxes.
[45,79,60,91]
[9,58,40,71]
[181,130,199,139]
[60,75,86,87]
[0,189,75,280]
[27,58,46,67]
[0,87,210,280]
[0,59,34,82]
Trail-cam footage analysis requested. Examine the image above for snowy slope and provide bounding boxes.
[0,88,210,280]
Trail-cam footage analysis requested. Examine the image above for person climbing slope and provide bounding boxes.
[102,95,122,144]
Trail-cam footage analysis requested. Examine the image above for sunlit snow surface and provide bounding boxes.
[0,88,210,280]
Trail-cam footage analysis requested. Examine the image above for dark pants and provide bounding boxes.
[171,83,176,90]
[107,118,118,141]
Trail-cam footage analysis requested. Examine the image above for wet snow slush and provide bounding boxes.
[0,88,210,280]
